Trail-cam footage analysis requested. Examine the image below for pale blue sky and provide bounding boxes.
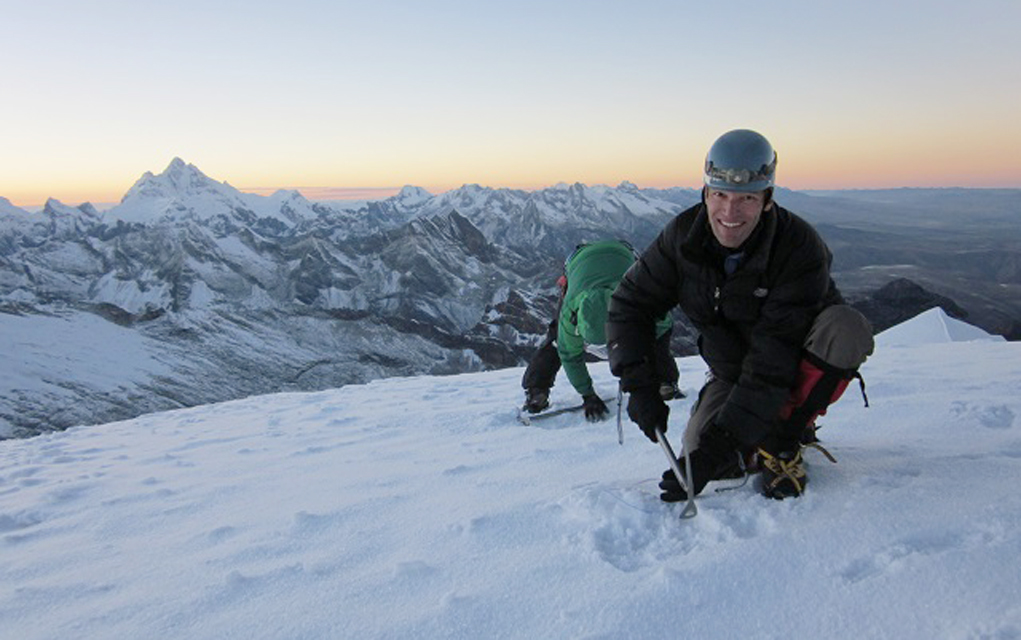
[2,0,1019,206]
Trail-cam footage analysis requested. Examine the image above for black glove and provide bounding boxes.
[627,386,669,442]
[582,394,609,422]
[658,425,743,502]
[659,454,712,502]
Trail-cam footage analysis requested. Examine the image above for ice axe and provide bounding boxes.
[616,385,697,518]
[655,427,698,519]
[615,384,624,445]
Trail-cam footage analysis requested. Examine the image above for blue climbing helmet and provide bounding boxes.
[703,129,777,193]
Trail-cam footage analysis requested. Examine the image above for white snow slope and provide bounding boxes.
[2,309,1020,640]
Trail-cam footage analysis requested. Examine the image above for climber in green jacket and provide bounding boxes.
[521,240,681,421]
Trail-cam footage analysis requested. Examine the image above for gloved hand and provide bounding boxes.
[627,386,669,442]
[659,456,710,502]
[582,394,609,422]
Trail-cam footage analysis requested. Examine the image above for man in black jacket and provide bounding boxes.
[607,129,874,501]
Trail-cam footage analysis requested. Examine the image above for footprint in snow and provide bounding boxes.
[558,483,701,572]
[950,401,1015,430]
[838,524,1004,585]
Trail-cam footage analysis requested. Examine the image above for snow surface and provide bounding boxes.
[2,312,1021,639]
[0,312,171,396]
[876,307,1005,347]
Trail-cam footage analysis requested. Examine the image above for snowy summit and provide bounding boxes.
[1,309,1020,639]
[104,158,308,227]
[876,307,1006,347]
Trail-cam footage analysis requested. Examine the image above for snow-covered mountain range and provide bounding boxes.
[1,160,1017,439]
[0,160,698,438]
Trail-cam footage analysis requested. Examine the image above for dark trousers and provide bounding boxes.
[684,304,874,453]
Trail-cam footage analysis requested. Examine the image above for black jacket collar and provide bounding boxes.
[679,203,779,275]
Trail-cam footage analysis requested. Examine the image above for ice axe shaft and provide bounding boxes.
[655,427,697,519]
[616,384,624,445]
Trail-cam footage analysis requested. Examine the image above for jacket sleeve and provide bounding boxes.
[717,229,834,448]
[607,221,682,391]
[557,300,595,397]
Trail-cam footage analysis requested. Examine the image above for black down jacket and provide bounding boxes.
[607,202,843,447]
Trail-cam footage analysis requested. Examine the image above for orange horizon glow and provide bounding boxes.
[4,126,1020,209]
[5,165,1020,210]
[6,133,1020,208]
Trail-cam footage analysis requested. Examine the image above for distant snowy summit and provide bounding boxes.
[876,307,1006,347]
[100,158,318,227]
[393,185,433,209]
[122,158,218,201]
[1,159,697,234]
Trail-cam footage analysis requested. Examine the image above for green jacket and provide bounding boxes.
[558,240,673,396]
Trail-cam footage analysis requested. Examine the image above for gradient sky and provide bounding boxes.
[3,0,1019,207]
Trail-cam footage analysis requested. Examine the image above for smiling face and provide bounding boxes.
[705,187,769,249]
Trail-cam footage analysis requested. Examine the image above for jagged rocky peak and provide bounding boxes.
[124,157,221,200]
[42,198,74,216]
[105,159,267,227]
[42,198,98,219]
[544,181,595,200]
[77,202,101,218]
[450,183,491,202]
[164,156,205,179]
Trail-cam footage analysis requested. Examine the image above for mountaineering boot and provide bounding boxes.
[523,388,550,414]
[759,448,807,499]
[659,382,686,401]
[758,441,836,500]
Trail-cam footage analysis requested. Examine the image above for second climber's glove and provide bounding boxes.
[582,394,610,422]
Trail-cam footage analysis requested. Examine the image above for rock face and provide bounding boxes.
[2,163,1018,438]
[848,278,969,334]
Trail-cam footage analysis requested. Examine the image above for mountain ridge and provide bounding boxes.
[2,160,1018,438]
